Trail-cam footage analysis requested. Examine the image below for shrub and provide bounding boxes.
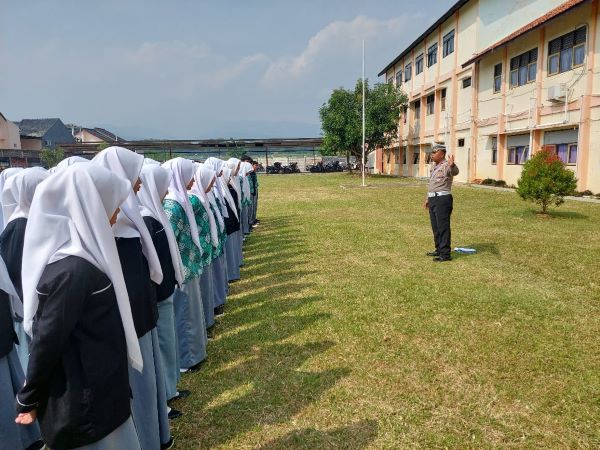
[573,191,584,197]
[494,180,507,187]
[481,178,495,185]
[517,149,578,214]
[582,190,594,196]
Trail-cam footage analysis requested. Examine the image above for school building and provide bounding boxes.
[375,0,600,193]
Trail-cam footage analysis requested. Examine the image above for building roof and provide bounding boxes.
[378,0,470,77]
[461,0,588,67]
[83,127,124,143]
[16,118,62,138]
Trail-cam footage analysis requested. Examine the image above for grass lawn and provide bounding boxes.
[172,173,600,449]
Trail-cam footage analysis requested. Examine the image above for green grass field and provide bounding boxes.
[172,173,600,449]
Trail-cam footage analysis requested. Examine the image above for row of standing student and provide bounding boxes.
[0,148,259,450]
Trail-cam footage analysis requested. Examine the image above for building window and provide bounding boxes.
[427,43,438,67]
[387,76,393,84]
[395,70,402,86]
[413,151,420,165]
[405,63,412,82]
[440,88,447,111]
[493,63,502,93]
[426,94,435,115]
[402,148,407,164]
[457,138,465,147]
[443,30,455,57]
[415,54,424,75]
[548,26,587,75]
[491,137,498,165]
[462,77,471,88]
[507,145,529,164]
[510,48,537,87]
[402,106,408,124]
[546,143,578,164]
[414,100,421,120]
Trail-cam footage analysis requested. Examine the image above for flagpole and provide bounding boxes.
[361,39,366,187]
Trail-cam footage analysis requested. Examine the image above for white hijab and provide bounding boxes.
[0,168,23,229]
[54,156,89,172]
[218,167,239,220]
[93,146,163,285]
[144,158,160,166]
[190,163,219,247]
[204,158,229,217]
[225,159,242,209]
[22,163,143,371]
[162,158,201,250]
[138,164,184,286]
[239,162,253,200]
[2,168,49,225]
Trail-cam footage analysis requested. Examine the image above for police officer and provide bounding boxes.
[423,144,459,262]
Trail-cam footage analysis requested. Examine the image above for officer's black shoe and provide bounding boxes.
[168,409,183,420]
[433,256,452,262]
[161,437,175,449]
[426,251,440,257]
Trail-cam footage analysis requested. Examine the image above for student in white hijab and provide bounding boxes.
[15,163,141,450]
[221,168,242,281]
[52,155,89,172]
[225,158,244,267]
[162,158,207,372]
[138,164,185,405]
[189,164,218,329]
[0,167,23,231]
[0,168,49,370]
[199,164,229,315]
[92,147,171,450]
[0,254,42,450]
[238,161,254,235]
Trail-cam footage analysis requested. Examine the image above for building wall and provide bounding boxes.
[20,138,42,150]
[74,129,104,143]
[0,117,21,149]
[379,0,600,192]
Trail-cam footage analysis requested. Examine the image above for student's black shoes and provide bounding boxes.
[214,305,225,316]
[433,256,452,262]
[161,437,175,449]
[168,409,183,420]
[426,251,440,257]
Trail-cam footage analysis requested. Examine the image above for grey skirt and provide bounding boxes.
[211,256,227,309]
[128,329,171,449]
[70,416,140,450]
[173,278,207,369]
[156,295,179,401]
[199,266,215,329]
[0,347,41,450]
[225,235,241,281]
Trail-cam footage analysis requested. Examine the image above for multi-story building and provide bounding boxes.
[376,0,600,193]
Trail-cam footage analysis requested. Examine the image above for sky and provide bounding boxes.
[0,0,456,139]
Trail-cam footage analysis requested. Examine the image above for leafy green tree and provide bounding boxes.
[40,146,65,168]
[228,147,247,159]
[319,79,407,167]
[97,142,111,151]
[517,149,578,214]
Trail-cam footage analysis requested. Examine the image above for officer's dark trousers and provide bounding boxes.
[429,194,453,258]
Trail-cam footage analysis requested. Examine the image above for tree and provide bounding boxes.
[40,146,65,168]
[517,149,578,214]
[319,79,407,168]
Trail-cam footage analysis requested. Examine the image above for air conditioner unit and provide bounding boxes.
[548,84,567,102]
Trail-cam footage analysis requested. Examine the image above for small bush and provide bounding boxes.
[582,190,594,196]
[572,191,584,197]
[481,178,495,185]
[517,149,578,214]
[494,180,507,187]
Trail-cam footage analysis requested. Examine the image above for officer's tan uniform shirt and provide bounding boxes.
[427,160,459,194]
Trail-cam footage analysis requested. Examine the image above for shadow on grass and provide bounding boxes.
[459,243,500,255]
[260,419,379,450]
[544,209,589,220]
[517,208,589,220]
[175,215,350,448]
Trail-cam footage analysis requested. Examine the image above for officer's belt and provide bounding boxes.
[427,191,451,198]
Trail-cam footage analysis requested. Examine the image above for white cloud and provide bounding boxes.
[121,40,211,67]
[261,15,415,85]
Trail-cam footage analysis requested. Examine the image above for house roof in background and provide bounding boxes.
[83,127,124,143]
[15,118,62,137]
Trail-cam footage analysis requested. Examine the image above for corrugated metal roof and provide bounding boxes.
[461,0,588,67]
[16,118,61,138]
